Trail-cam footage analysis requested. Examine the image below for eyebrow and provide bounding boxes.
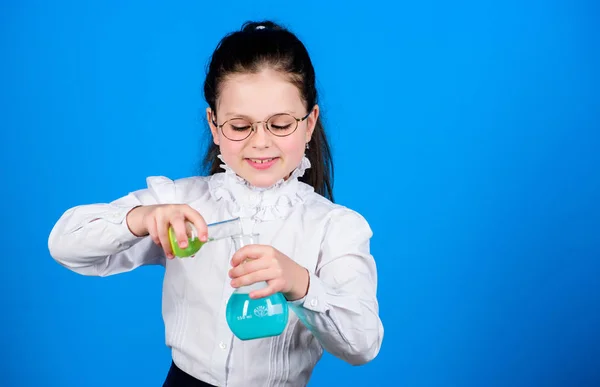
[223,110,297,119]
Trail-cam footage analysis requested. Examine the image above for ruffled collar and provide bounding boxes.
[207,155,314,221]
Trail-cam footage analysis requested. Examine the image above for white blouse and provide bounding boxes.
[48,156,384,387]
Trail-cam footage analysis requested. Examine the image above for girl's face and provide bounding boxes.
[207,68,318,188]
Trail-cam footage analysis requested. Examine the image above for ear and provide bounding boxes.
[206,107,220,145]
[305,104,320,144]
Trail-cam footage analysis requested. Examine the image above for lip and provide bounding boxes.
[245,157,279,170]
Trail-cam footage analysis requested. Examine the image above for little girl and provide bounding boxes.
[48,20,384,387]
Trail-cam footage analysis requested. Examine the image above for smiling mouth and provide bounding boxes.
[247,157,277,164]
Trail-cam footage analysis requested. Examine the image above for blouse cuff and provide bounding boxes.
[113,205,146,245]
[288,272,327,313]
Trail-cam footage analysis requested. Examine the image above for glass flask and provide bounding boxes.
[226,234,289,340]
[168,217,242,258]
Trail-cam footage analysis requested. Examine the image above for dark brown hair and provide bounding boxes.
[201,20,334,202]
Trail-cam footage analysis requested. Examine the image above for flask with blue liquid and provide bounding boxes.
[226,234,289,340]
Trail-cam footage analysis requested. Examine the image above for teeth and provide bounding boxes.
[251,158,274,164]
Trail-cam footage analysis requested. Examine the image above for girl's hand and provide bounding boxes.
[228,244,310,301]
[126,204,208,259]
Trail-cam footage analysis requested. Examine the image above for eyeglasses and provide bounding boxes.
[211,111,311,141]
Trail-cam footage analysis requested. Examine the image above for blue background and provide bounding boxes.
[1,0,599,386]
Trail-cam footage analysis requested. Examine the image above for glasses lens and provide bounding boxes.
[267,114,297,136]
[223,118,252,140]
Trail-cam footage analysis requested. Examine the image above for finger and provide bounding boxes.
[231,268,278,288]
[183,207,208,242]
[169,214,188,248]
[249,281,283,299]
[228,257,271,279]
[147,217,160,246]
[231,244,267,267]
[156,217,173,259]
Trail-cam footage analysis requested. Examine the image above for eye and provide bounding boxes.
[271,124,292,130]
[231,125,251,131]
[227,118,252,132]
[268,114,296,131]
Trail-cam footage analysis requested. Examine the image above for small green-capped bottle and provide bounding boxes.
[167,217,242,258]
[168,224,205,258]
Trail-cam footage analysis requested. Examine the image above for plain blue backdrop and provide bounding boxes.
[1,0,599,386]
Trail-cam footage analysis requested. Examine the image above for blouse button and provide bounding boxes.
[310,299,318,307]
[219,341,227,350]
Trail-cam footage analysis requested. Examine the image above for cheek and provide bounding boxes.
[280,137,306,161]
[219,138,245,160]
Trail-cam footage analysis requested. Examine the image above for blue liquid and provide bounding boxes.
[226,292,289,340]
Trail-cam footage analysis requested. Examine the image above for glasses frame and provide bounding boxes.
[211,110,312,142]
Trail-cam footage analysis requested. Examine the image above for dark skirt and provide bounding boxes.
[163,361,216,387]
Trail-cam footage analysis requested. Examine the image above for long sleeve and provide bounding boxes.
[289,209,384,366]
[47,176,205,277]
[47,190,163,276]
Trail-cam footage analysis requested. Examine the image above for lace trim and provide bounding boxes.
[207,155,313,221]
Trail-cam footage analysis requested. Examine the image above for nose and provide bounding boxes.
[249,122,271,148]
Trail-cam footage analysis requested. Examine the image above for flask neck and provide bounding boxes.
[235,281,268,294]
